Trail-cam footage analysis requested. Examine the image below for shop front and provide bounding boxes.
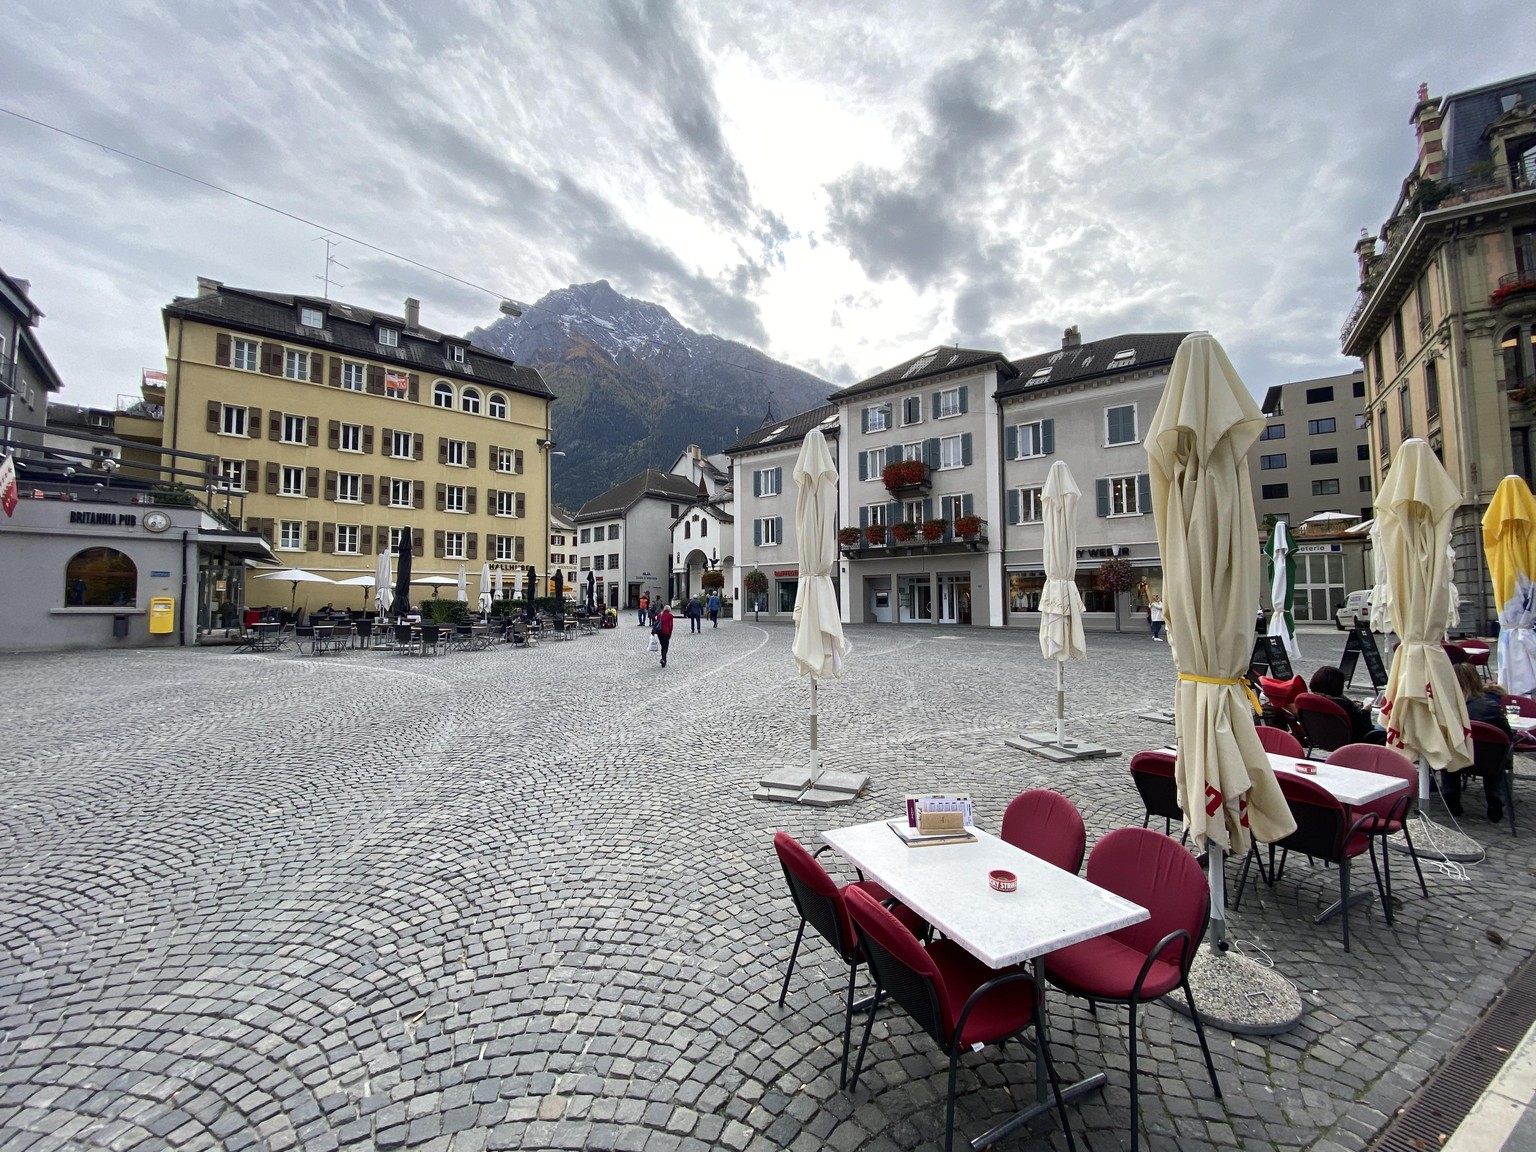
[845,547,989,625]
[1005,543,1163,631]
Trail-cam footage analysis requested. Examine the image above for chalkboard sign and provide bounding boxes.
[1340,626,1389,690]
[1250,635,1294,681]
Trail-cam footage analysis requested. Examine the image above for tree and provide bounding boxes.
[743,569,769,621]
[1095,557,1138,633]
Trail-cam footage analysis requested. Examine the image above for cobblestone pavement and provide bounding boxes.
[1,623,1534,1152]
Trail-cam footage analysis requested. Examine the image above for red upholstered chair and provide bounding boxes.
[844,887,1079,1152]
[1259,774,1380,951]
[1042,828,1221,1152]
[1326,743,1428,906]
[1000,789,1087,875]
[773,832,924,1087]
[1295,693,1355,757]
[1502,694,1536,754]
[1257,726,1305,758]
[1129,751,1187,843]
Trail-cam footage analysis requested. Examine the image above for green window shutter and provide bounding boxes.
[774,466,782,491]
[961,433,973,466]
[1008,489,1021,524]
[754,519,762,546]
[962,494,974,517]
[861,408,870,434]
[932,392,941,419]
[887,501,901,527]
[958,385,969,414]
[1138,473,1152,514]
[1042,419,1055,455]
[774,516,783,543]
[858,452,869,482]
[1005,425,1018,459]
[1096,478,1111,517]
[753,470,761,497]
[923,438,940,468]
[859,506,869,529]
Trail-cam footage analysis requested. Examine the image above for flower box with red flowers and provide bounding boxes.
[863,522,887,546]
[953,514,984,539]
[838,527,863,549]
[891,521,918,543]
[921,518,949,543]
[882,459,930,492]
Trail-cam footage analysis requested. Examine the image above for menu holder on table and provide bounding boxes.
[887,820,977,848]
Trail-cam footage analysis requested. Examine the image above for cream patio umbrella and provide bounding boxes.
[1039,460,1086,746]
[333,573,377,611]
[791,428,849,789]
[1264,519,1299,659]
[1377,439,1470,795]
[1147,333,1294,951]
[1368,520,1394,635]
[374,551,392,617]
[456,563,469,604]
[479,562,494,615]
[1484,475,1536,696]
[254,567,335,613]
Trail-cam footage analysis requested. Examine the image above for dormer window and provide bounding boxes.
[448,344,465,363]
[378,327,399,347]
[300,306,325,328]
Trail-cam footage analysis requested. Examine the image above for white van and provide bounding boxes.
[1335,590,1372,630]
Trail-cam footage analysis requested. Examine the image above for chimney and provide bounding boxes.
[1061,325,1081,349]
[196,276,223,297]
[1411,82,1445,183]
[1355,228,1378,288]
[404,297,421,331]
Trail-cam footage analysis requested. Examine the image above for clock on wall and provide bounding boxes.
[143,511,172,533]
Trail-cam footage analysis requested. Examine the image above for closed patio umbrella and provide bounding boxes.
[554,569,565,617]
[1147,333,1293,950]
[1039,460,1086,746]
[792,428,849,787]
[587,569,596,611]
[1368,519,1393,635]
[479,562,493,614]
[1377,439,1470,791]
[1264,519,1299,659]
[375,551,392,617]
[390,529,413,617]
[456,563,468,605]
[525,564,537,618]
[1484,474,1536,696]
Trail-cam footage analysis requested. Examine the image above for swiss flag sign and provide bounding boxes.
[0,455,17,517]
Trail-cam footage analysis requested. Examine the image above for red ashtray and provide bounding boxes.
[989,869,1018,893]
[1295,762,1318,776]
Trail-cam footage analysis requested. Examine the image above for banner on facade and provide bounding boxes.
[384,370,409,394]
[0,455,16,517]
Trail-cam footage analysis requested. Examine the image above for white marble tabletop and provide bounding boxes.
[822,821,1148,969]
[1265,752,1408,806]
[1510,715,1536,733]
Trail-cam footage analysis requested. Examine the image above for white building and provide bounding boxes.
[575,469,702,610]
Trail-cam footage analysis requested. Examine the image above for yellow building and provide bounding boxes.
[162,279,553,614]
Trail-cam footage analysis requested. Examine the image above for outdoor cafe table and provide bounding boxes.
[822,820,1148,1150]
[245,622,283,652]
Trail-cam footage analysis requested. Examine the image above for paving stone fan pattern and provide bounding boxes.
[1,625,1534,1152]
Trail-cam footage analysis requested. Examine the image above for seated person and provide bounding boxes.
[1444,662,1511,822]
[1308,666,1387,744]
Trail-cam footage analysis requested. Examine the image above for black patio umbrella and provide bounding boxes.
[586,569,595,611]
[391,528,414,617]
[525,564,537,620]
[554,569,565,618]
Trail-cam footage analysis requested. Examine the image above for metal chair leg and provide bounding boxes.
[944,1050,960,1152]
[1182,976,1222,1098]
[839,962,857,1089]
[1366,840,1391,925]
[1340,858,1351,953]
[1400,819,1431,898]
[778,921,805,1007]
[1034,984,1080,1152]
[849,988,882,1092]
[1127,999,1141,1152]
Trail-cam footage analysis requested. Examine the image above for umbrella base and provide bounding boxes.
[1137,708,1177,725]
[752,767,869,806]
[1164,943,1304,1035]
[1006,733,1118,762]
[1387,813,1484,862]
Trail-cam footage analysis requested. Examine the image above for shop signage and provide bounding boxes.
[774,569,798,577]
[1076,546,1131,559]
[151,570,171,578]
[70,510,138,527]
[0,455,16,517]
[1295,544,1342,553]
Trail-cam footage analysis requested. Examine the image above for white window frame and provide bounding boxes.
[445,440,466,467]
[390,479,413,508]
[496,448,517,473]
[220,405,248,436]
[378,327,399,347]
[862,447,888,481]
[903,499,925,523]
[445,485,466,513]
[1105,404,1138,447]
[444,531,466,559]
[495,537,518,562]
[901,442,923,461]
[219,459,245,491]
[1018,486,1044,523]
[434,381,454,408]
[282,414,306,444]
[336,473,361,503]
[283,350,310,381]
[865,405,889,433]
[757,517,780,546]
[300,306,325,328]
[937,387,962,419]
[448,344,465,363]
[488,393,507,419]
[939,434,964,470]
[496,491,518,517]
[1108,474,1141,516]
[278,520,303,551]
[389,527,409,550]
[461,388,482,414]
[1014,422,1045,459]
[232,339,258,372]
[757,468,780,496]
[335,525,360,554]
[280,466,305,497]
[341,362,365,392]
[391,431,413,459]
[863,504,888,526]
[339,423,362,453]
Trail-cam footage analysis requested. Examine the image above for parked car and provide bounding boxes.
[1335,590,1372,630]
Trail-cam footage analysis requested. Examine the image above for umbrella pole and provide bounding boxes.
[1207,846,1230,951]
[1056,660,1066,745]
[809,676,820,787]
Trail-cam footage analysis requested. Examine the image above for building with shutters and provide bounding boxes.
[727,405,839,620]
[160,279,552,614]
[830,347,1013,625]
[574,469,702,611]
[1341,72,1536,633]
[994,328,1188,628]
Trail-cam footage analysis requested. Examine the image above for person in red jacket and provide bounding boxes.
[656,603,674,667]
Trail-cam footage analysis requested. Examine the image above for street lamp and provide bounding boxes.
[536,438,565,598]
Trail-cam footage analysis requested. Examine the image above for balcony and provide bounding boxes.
[842,517,989,558]
[1492,272,1536,314]
[881,459,931,496]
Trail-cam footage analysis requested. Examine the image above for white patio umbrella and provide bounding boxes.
[253,567,335,611]
[1368,520,1393,635]
[1147,333,1294,950]
[479,562,493,614]
[375,551,393,617]
[1265,520,1299,659]
[1377,439,1471,796]
[791,428,849,787]
[1485,475,1536,696]
[494,567,504,602]
[413,575,459,598]
[1039,460,1086,744]
[456,563,468,603]
[511,567,523,602]
[333,573,377,610]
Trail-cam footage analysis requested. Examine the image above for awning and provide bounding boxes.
[200,527,275,563]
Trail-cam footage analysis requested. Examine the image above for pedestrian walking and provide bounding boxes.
[707,591,721,628]
[638,591,649,627]
[1149,596,1165,641]
[656,603,674,667]
[685,595,703,633]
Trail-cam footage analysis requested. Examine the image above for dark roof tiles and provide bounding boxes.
[576,469,704,519]
[996,332,1190,398]
[829,346,1017,402]
[724,403,838,455]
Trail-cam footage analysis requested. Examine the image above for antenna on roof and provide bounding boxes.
[314,235,347,299]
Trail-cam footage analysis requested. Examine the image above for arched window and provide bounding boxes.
[701,519,708,537]
[433,381,455,409]
[488,392,507,419]
[65,547,137,607]
[461,388,481,414]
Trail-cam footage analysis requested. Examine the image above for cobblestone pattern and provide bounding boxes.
[0,624,1533,1152]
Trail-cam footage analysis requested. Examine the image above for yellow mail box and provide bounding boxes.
[148,597,175,634]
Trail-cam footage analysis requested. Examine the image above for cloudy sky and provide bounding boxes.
[1,0,1531,411]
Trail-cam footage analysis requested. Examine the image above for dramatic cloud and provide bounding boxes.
[0,0,1528,407]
